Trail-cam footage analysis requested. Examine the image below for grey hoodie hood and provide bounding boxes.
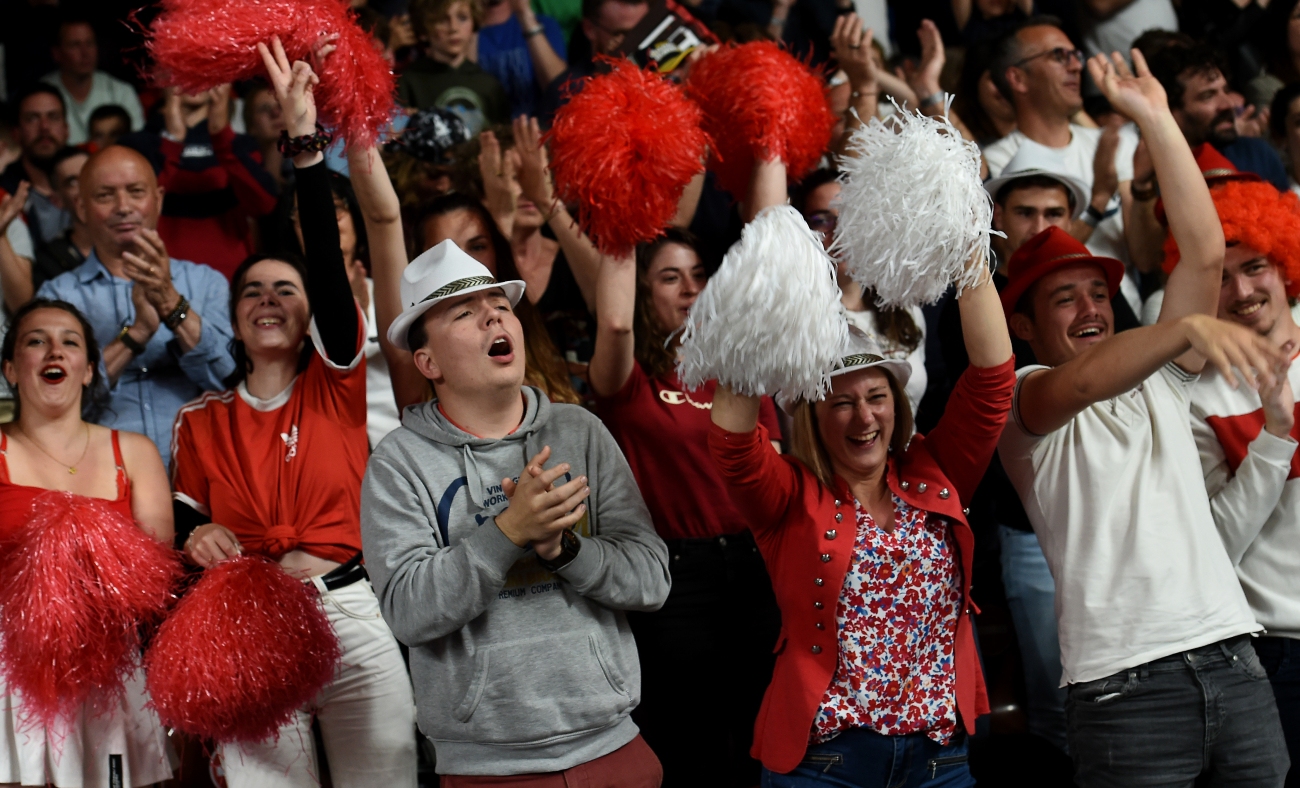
[361,387,670,776]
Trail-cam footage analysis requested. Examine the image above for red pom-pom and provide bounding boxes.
[683,42,835,199]
[145,555,341,743]
[0,492,179,727]
[146,0,395,147]
[548,58,708,255]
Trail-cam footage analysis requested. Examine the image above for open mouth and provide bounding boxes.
[488,337,513,357]
[255,317,284,328]
[40,365,67,383]
[1070,326,1105,339]
[847,430,880,448]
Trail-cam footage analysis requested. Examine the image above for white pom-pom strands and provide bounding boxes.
[678,205,849,401]
[831,98,994,309]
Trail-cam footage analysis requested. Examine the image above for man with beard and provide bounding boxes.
[0,84,73,248]
[1145,39,1288,191]
[1183,179,1300,786]
[35,145,234,466]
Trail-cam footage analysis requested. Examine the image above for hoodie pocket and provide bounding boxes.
[450,631,634,744]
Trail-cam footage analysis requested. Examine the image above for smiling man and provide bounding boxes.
[1184,179,1300,781]
[998,53,1290,785]
[35,145,234,466]
[1144,38,1289,191]
[359,239,669,785]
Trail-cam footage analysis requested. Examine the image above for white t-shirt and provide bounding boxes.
[983,125,1142,313]
[1081,0,1178,63]
[844,305,926,415]
[364,279,402,449]
[1191,322,1300,639]
[999,363,1259,685]
[41,71,145,146]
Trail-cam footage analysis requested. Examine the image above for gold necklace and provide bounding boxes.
[16,423,90,475]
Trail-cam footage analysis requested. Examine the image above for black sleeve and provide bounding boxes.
[294,160,359,365]
[172,499,209,551]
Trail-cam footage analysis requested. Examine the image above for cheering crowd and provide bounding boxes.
[2,0,1300,786]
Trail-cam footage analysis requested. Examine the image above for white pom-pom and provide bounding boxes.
[830,98,993,308]
[677,205,849,400]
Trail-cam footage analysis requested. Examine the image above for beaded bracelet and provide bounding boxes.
[277,123,334,156]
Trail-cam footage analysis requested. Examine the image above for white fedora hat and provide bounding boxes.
[983,139,1090,220]
[387,239,526,351]
[776,326,913,413]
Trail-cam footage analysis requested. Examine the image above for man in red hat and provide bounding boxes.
[998,51,1291,785]
[1182,180,1300,783]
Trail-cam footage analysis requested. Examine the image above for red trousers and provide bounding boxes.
[440,735,662,788]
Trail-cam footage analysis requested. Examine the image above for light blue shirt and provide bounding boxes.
[36,251,235,466]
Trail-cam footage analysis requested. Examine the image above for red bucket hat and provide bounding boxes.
[1000,226,1126,318]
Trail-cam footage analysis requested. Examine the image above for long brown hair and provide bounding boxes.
[634,228,703,379]
[788,369,913,490]
[415,195,581,404]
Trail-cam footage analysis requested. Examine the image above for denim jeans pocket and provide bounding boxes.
[1067,671,1137,706]
[1226,640,1269,681]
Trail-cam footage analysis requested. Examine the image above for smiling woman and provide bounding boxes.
[164,40,417,786]
[0,298,177,788]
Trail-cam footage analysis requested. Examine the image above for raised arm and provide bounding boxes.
[1016,314,1288,435]
[259,36,357,364]
[830,14,879,156]
[346,143,429,411]
[0,183,33,313]
[510,0,566,88]
[514,115,598,311]
[587,252,637,397]
[958,258,1013,369]
[1089,50,1223,334]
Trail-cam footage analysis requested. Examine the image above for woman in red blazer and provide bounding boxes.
[709,261,1014,787]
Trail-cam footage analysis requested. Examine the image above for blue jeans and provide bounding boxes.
[997,525,1068,752]
[760,729,974,788]
[1255,636,1300,788]
[1067,636,1289,787]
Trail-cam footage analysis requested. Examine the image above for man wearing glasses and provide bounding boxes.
[982,17,1144,319]
[538,0,649,126]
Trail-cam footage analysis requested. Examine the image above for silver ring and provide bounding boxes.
[849,43,862,49]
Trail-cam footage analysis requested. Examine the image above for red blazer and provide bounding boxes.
[707,358,1016,774]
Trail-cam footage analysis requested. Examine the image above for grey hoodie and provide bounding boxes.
[360,387,671,775]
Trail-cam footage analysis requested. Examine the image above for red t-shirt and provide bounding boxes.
[595,363,782,541]
[170,317,368,564]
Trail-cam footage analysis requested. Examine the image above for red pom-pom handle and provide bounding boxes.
[146,0,395,147]
[547,58,709,256]
[684,42,836,199]
[0,492,179,727]
[145,555,341,743]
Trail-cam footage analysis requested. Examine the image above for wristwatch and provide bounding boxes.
[117,325,147,356]
[537,529,581,572]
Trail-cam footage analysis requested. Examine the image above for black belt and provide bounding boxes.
[320,552,367,591]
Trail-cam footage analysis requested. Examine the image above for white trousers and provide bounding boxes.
[219,579,418,788]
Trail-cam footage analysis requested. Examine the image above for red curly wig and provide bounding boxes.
[1163,180,1300,298]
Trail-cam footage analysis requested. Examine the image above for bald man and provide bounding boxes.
[36,145,234,466]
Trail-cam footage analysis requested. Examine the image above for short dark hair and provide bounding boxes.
[988,15,1067,102]
[581,0,647,22]
[88,103,130,130]
[1144,40,1228,111]
[790,168,840,215]
[57,16,96,42]
[16,83,66,117]
[995,174,1073,210]
[50,145,87,171]
[1271,81,1300,140]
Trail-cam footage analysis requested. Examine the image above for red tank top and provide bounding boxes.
[0,430,134,539]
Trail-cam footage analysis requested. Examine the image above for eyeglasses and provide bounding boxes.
[1013,47,1085,69]
[806,212,837,233]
